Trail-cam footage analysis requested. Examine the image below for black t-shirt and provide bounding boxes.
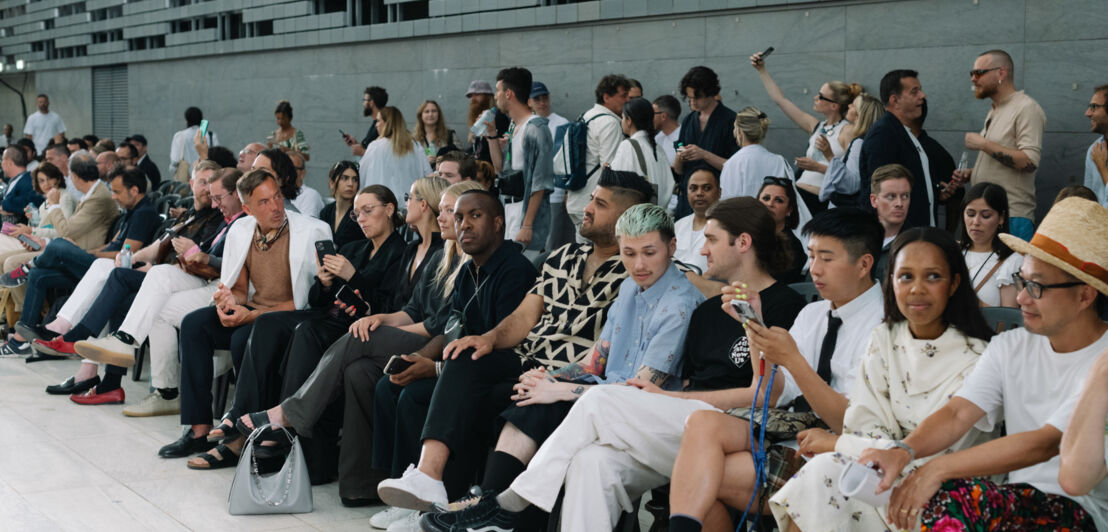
[682,282,807,391]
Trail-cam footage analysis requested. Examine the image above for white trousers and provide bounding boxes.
[56,258,115,325]
[509,385,716,531]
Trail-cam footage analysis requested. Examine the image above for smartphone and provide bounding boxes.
[730,299,764,327]
[198,119,209,143]
[335,284,370,316]
[760,46,775,60]
[17,234,40,251]
[384,354,415,375]
[339,129,347,137]
[315,240,337,264]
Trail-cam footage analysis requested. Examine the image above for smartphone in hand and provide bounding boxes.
[336,284,370,316]
[730,299,764,327]
[384,354,415,375]
[315,240,337,264]
[199,119,209,142]
[17,234,40,251]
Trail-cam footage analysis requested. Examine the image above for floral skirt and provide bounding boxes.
[922,478,1095,531]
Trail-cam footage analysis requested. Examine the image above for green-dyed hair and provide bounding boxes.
[615,203,674,242]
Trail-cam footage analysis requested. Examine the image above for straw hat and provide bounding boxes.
[999,197,1108,296]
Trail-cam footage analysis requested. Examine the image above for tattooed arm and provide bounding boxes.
[551,340,610,381]
[965,132,1039,173]
[631,366,675,389]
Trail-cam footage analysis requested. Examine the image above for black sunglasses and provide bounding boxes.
[763,176,791,187]
[970,67,1001,78]
[817,93,835,103]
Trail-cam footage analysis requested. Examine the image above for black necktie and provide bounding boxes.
[794,311,844,412]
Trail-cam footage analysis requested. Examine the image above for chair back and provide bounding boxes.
[788,282,822,303]
[981,306,1023,333]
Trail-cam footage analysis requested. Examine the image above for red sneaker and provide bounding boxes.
[32,337,75,356]
[70,387,125,405]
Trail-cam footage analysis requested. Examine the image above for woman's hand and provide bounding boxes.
[749,51,768,71]
[322,254,356,281]
[797,428,839,457]
[814,134,833,160]
[45,188,61,205]
[795,157,827,173]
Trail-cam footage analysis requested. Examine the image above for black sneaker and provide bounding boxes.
[420,495,521,532]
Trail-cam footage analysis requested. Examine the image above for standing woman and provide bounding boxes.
[959,182,1020,307]
[268,100,310,161]
[320,161,363,249]
[820,93,883,206]
[413,101,456,169]
[610,98,674,209]
[719,106,792,200]
[751,50,860,212]
[360,106,433,198]
[757,177,808,283]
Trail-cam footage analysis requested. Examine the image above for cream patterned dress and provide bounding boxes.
[769,321,994,531]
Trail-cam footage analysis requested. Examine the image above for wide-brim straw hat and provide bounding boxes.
[999,197,1108,297]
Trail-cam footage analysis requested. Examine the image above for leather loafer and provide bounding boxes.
[32,337,76,356]
[159,427,217,458]
[70,387,124,405]
[45,375,100,395]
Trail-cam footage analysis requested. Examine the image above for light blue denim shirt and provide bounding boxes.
[592,262,705,390]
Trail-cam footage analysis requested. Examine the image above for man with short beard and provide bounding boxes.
[1083,84,1108,206]
[343,86,387,157]
[466,80,510,165]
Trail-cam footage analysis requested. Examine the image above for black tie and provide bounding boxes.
[794,311,843,412]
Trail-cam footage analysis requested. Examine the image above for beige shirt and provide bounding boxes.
[970,90,1046,220]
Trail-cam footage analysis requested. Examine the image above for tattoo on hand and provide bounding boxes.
[648,369,668,385]
[571,386,585,395]
[990,151,1016,168]
[1021,162,1037,172]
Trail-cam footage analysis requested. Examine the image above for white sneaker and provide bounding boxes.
[370,506,417,530]
[377,464,448,512]
[122,391,180,417]
[74,334,136,366]
[385,510,422,532]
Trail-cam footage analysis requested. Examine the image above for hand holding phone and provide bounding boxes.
[17,234,41,251]
[198,120,209,144]
[384,354,416,375]
[730,298,765,328]
[315,240,337,265]
[335,285,370,316]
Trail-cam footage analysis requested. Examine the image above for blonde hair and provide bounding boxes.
[734,106,771,144]
[826,81,864,116]
[411,175,450,217]
[413,100,449,149]
[378,106,415,157]
[436,180,485,296]
[851,93,883,139]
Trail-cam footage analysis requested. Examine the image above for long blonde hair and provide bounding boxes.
[413,100,449,149]
[378,106,415,157]
[437,180,485,296]
[851,93,883,139]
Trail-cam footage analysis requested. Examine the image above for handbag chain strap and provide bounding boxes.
[248,425,297,507]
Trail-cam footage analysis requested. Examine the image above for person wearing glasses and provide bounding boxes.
[287,151,324,218]
[862,197,1108,531]
[719,106,792,201]
[750,50,859,213]
[320,160,363,249]
[947,50,1045,241]
[1082,84,1108,207]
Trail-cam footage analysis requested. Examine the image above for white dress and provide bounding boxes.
[770,321,994,532]
[963,250,1022,307]
[359,138,433,198]
[796,120,847,191]
[718,143,792,200]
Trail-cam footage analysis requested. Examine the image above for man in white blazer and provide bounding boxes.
[157,168,332,463]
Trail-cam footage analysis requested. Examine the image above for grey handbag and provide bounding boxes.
[228,425,313,515]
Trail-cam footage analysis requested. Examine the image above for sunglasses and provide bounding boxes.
[970,67,1001,78]
[816,93,835,104]
[1088,103,1106,112]
[762,176,791,187]
[1011,273,1083,300]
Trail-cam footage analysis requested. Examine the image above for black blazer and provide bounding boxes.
[860,111,939,229]
[319,201,364,250]
[138,156,162,189]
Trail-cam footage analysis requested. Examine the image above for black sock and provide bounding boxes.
[96,372,122,393]
[62,324,93,343]
[158,387,179,400]
[669,514,703,532]
[480,451,527,494]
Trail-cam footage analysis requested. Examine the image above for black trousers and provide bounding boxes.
[178,306,252,425]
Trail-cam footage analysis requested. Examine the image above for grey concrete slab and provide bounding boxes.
[592,18,706,62]
[498,26,592,66]
[845,0,1025,50]
[705,5,844,58]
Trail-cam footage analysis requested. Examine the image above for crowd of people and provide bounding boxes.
[1,47,1107,532]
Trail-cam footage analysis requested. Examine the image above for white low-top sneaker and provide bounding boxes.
[370,506,417,530]
[377,464,448,512]
[122,391,180,417]
[74,334,136,367]
[385,510,423,532]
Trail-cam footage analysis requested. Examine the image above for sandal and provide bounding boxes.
[252,429,295,460]
[186,444,239,470]
[234,410,276,438]
[206,418,239,443]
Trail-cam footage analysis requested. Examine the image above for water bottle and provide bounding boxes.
[120,243,133,269]
[28,207,39,227]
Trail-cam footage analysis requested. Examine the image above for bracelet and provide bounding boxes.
[891,440,915,462]
[434,360,443,376]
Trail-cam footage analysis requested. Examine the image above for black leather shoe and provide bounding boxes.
[341,497,378,508]
[45,375,100,395]
[159,427,217,458]
[14,322,58,342]
[26,351,69,364]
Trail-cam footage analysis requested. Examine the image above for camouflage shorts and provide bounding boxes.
[725,406,828,442]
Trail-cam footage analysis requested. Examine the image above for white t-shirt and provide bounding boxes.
[963,250,1022,307]
[1084,138,1108,208]
[719,143,792,200]
[291,186,325,219]
[509,114,537,172]
[23,111,65,154]
[673,214,707,273]
[655,126,682,167]
[797,120,846,190]
[544,112,569,140]
[359,138,433,198]
[956,327,1108,529]
[610,131,674,209]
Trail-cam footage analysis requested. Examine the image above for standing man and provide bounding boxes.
[1083,84,1108,207]
[23,94,65,155]
[529,81,571,252]
[170,107,218,180]
[528,82,569,138]
[653,95,683,167]
[495,67,553,250]
[957,50,1045,241]
[130,134,161,189]
[565,74,631,239]
[673,66,739,219]
[344,86,387,157]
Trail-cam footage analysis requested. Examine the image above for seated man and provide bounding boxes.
[869,163,912,279]
[421,196,808,531]
[0,145,41,223]
[0,166,159,354]
[674,168,720,274]
[156,169,329,464]
[864,197,1108,531]
[421,202,707,531]
[371,170,652,525]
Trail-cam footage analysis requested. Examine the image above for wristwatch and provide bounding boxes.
[891,440,915,462]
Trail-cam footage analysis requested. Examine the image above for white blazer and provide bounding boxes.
[220,210,333,309]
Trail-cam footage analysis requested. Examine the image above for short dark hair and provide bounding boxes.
[680,66,721,99]
[117,142,137,159]
[628,78,643,91]
[258,148,300,200]
[82,134,99,146]
[496,67,532,104]
[206,146,236,169]
[879,69,919,105]
[211,167,242,192]
[594,74,631,105]
[653,95,681,122]
[70,152,98,182]
[802,206,883,280]
[458,189,505,228]
[1096,84,1108,99]
[184,106,203,127]
[2,146,27,167]
[67,138,87,151]
[46,143,70,158]
[32,162,65,194]
[440,150,477,180]
[597,167,654,205]
[113,166,148,193]
[690,167,720,185]
[365,86,388,109]
[237,168,278,200]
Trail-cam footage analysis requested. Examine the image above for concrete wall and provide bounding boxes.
[2,0,1106,217]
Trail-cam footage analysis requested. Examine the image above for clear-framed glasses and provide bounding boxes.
[349,204,385,221]
[1011,273,1083,299]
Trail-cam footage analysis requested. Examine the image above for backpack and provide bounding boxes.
[552,113,618,191]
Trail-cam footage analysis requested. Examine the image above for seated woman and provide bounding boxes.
[360,106,433,198]
[320,160,367,249]
[819,93,883,206]
[0,161,76,256]
[769,227,996,532]
[757,177,807,283]
[960,182,1021,307]
[719,107,791,201]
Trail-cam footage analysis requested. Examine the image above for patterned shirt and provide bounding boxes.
[516,242,626,369]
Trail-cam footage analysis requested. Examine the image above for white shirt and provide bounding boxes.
[655,126,682,166]
[170,125,220,175]
[719,143,792,200]
[796,120,846,190]
[610,131,675,208]
[509,114,537,172]
[957,327,1108,529]
[673,214,707,273]
[903,125,935,226]
[779,283,884,408]
[23,110,65,154]
[291,185,325,219]
[1084,138,1108,208]
[963,251,1022,307]
[544,112,569,140]
[359,138,433,198]
[565,104,623,220]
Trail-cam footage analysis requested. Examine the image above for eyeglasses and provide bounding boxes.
[211,191,235,204]
[762,176,791,187]
[1010,273,1083,299]
[969,67,1001,78]
[1089,103,1106,112]
[349,204,386,221]
[816,93,836,104]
